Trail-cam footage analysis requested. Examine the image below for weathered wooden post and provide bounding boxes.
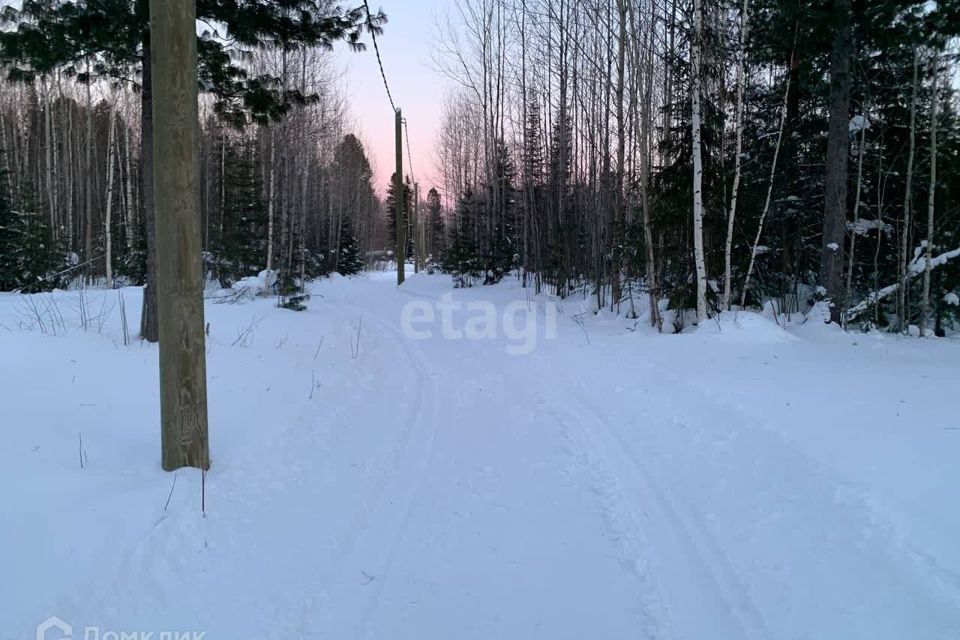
[395,108,405,285]
[150,0,210,471]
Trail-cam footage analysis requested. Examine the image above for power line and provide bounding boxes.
[403,118,416,187]
[362,0,396,112]
[362,1,414,187]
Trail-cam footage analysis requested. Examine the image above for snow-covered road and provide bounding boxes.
[3,273,959,639]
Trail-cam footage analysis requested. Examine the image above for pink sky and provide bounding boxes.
[335,0,449,199]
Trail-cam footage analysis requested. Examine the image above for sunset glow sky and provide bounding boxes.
[335,0,451,198]
[0,0,452,198]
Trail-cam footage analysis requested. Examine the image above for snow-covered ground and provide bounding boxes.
[2,272,959,640]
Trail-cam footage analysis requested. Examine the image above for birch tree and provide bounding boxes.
[920,56,938,337]
[691,0,708,322]
[103,94,118,285]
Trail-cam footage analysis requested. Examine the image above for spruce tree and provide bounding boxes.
[336,215,364,276]
[0,166,19,291]
[215,138,266,287]
[426,187,445,264]
[0,175,64,292]
[484,141,517,284]
[329,134,375,269]
[443,189,482,287]
[16,206,64,292]
[386,172,413,259]
[113,211,147,285]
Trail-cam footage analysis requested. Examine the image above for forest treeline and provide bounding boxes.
[0,0,390,339]
[0,76,379,287]
[1,0,959,337]
[432,0,960,334]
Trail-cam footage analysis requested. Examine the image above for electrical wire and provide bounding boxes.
[362,0,396,113]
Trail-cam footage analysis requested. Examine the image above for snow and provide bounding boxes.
[910,245,960,274]
[945,292,959,306]
[849,114,871,135]
[848,217,893,236]
[694,309,795,343]
[2,274,960,640]
[222,269,277,299]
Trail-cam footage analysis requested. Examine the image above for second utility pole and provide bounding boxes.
[395,108,405,285]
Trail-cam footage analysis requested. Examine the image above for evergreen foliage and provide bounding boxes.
[0,1,383,127]
[443,188,483,287]
[336,215,364,276]
[213,139,267,287]
[426,187,445,265]
[0,174,65,292]
[386,172,413,259]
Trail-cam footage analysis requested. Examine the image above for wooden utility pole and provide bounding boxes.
[395,109,405,285]
[151,0,210,471]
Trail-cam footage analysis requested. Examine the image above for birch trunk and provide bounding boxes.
[921,57,938,337]
[123,124,135,254]
[612,0,628,307]
[691,0,708,323]
[42,77,56,238]
[84,67,94,267]
[65,82,74,252]
[104,98,118,285]
[266,129,276,272]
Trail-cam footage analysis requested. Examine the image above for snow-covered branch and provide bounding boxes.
[844,244,960,321]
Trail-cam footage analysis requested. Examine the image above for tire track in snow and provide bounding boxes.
[635,357,960,612]
[532,367,775,640]
[550,390,773,640]
[560,352,960,638]
[299,300,442,639]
